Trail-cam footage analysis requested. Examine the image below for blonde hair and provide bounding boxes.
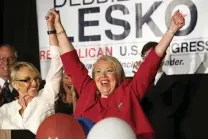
[92,55,126,85]
[9,61,41,84]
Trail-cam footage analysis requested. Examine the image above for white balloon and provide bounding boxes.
[87,117,136,139]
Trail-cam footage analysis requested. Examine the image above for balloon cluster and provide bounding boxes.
[36,113,136,139]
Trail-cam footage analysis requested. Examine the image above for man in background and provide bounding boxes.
[0,44,18,106]
[137,42,189,138]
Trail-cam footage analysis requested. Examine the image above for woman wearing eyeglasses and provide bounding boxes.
[0,12,63,134]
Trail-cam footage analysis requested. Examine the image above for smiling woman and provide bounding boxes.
[92,56,125,98]
[55,71,78,115]
[0,30,63,134]
[0,45,63,134]
[10,62,41,97]
[48,8,185,138]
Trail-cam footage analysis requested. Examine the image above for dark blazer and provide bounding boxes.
[141,73,189,138]
[178,74,208,138]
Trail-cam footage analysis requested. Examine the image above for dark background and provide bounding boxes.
[0,0,40,70]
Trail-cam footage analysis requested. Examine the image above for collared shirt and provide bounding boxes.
[0,46,62,134]
[0,78,5,88]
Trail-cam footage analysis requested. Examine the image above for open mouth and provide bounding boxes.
[100,80,110,87]
[65,83,72,88]
[3,67,9,71]
[30,87,38,90]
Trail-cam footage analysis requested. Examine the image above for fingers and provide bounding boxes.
[45,11,53,20]
[173,10,185,25]
[172,9,179,17]
[45,8,59,20]
[49,9,59,17]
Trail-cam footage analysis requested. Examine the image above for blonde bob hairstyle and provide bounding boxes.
[92,55,126,86]
[9,61,41,85]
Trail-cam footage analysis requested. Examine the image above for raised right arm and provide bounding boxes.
[49,9,93,96]
[51,10,74,54]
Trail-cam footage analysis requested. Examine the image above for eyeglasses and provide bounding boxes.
[16,76,42,84]
[0,56,16,64]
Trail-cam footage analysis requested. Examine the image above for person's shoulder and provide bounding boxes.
[0,100,18,112]
[32,95,46,103]
[119,78,132,87]
[37,88,49,99]
[32,95,54,108]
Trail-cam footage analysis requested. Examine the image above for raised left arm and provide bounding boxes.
[39,10,63,104]
[130,10,185,99]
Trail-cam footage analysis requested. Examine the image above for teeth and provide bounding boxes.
[3,68,8,70]
[101,81,108,84]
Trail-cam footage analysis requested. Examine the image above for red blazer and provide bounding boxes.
[61,49,161,138]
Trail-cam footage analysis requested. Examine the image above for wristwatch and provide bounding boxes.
[47,30,56,35]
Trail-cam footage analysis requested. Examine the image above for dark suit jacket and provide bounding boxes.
[178,74,208,138]
[141,73,189,138]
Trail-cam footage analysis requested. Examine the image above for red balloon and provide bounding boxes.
[36,113,85,139]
